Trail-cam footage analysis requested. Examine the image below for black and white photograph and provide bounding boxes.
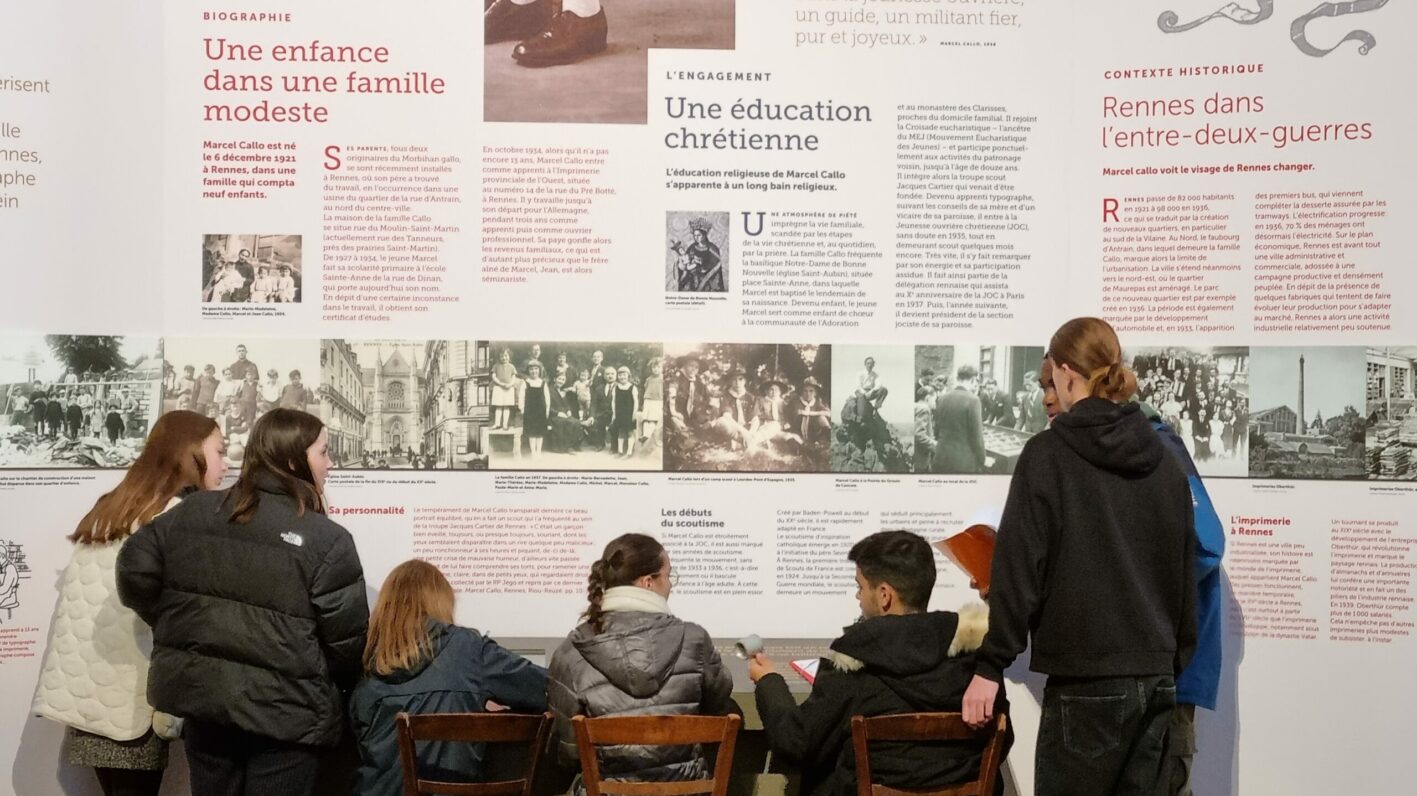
[665,211,728,293]
[485,341,663,470]
[323,339,497,471]
[1364,346,1417,480]
[201,234,303,304]
[1249,347,1367,480]
[0,539,25,623]
[163,337,319,467]
[483,0,735,124]
[829,345,912,473]
[914,345,1047,475]
[1130,346,1250,477]
[0,334,162,468]
[663,343,831,472]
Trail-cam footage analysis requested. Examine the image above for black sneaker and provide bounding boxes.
[512,9,608,67]
[485,0,554,45]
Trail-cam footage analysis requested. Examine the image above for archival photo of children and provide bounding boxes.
[830,345,912,473]
[201,234,303,304]
[1130,346,1250,477]
[665,212,728,293]
[663,343,831,472]
[1248,347,1367,480]
[485,341,664,471]
[1366,347,1417,480]
[163,337,319,467]
[483,0,735,124]
[914,345,1046,475]
[0,334,162,468]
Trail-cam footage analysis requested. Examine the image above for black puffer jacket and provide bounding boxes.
[547,610,735,779]
[755,607,1012,796]
[116,475,368,747]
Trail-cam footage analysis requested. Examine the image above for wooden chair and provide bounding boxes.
[571,714,742,796]
[395,711,554,796]
[850,712,1008,796]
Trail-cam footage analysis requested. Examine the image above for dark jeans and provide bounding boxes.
[1035,675,1175,796]
[94,767,163,796]
[1164,704,1197,796]
[185,721,321,796]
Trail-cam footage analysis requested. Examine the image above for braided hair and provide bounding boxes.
[583,533,665,633]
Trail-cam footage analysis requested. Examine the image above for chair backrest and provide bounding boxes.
[571,714,742,796]
[849,712,1008,796]
[395,711,554,796]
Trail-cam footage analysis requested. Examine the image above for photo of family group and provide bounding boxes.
[477,342,665,470]
[913,345,1048,475]
[201,234,303,304]
[663,343,832,472]
[829,345,913,473]
[1249,347,1367,480]
[1130,346,1250,477]
[0,334,162,468]
[162,337,320,466]
[665,212,728,293]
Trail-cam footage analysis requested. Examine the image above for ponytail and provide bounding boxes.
[1048,317,1137,404]
[1086,361,1138,403]
[581,533,665,634]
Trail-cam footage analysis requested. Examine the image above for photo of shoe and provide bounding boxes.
[512,9,609,68]
[485,0,555,45]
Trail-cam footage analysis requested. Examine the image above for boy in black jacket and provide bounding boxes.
[749,531,1010,796]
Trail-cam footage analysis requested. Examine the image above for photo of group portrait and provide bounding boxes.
[201,234,303,304]
[162,337,319,466]
[663,343,832,472]
[0,334,162,468]
[1130,346,1250,477]
[829,345,913,473]
[913,345,1047,475]
[486,341,664,470]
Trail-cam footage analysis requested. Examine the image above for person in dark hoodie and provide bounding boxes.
[749,530,1010,796]
[962,317,1197,796]
[350,559,549,796]
[547,533,736,785]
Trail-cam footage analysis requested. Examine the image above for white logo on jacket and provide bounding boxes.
[281,532,304,547]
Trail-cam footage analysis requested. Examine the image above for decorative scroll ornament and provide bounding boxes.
[1290,0,1390,57]
[1158,1,1275,33]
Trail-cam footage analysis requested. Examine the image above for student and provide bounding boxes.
[750,531,1009,796]
[548,533,734,782]
[610,365,640,457]
[117,409,368,796]
[34,411,227,796]
[350,560,549,796]
[491,349,517,430]
[963,317,1196,796]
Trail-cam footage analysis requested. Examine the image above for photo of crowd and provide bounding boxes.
[914,345,1047,475]
[1249,347,1367,480]
[201,234,303,304]
[830,345,912,473]
[663,343,832,472]
[162,338,319,466]
[487,341,664,470]
[1131,346,1250,477]
[0,335,162,468]
[665,212,728,293]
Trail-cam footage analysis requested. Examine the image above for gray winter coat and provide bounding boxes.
[547,611,736,779]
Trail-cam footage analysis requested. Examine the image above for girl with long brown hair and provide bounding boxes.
[547,533,734,783]
[33,410,226,796]
[350,560,549,796]
[962,317,1197,795]
[117,408,368,796]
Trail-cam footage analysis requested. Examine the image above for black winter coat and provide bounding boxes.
[755,607,1011,796]
[116,476,368,747]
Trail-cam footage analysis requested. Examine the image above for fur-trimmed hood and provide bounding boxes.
[828,603,989,675]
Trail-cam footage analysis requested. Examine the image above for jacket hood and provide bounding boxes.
[827,604,989,676]
[571,612,685,699]
[376,621,452,685]
[1049,398,1165,475]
